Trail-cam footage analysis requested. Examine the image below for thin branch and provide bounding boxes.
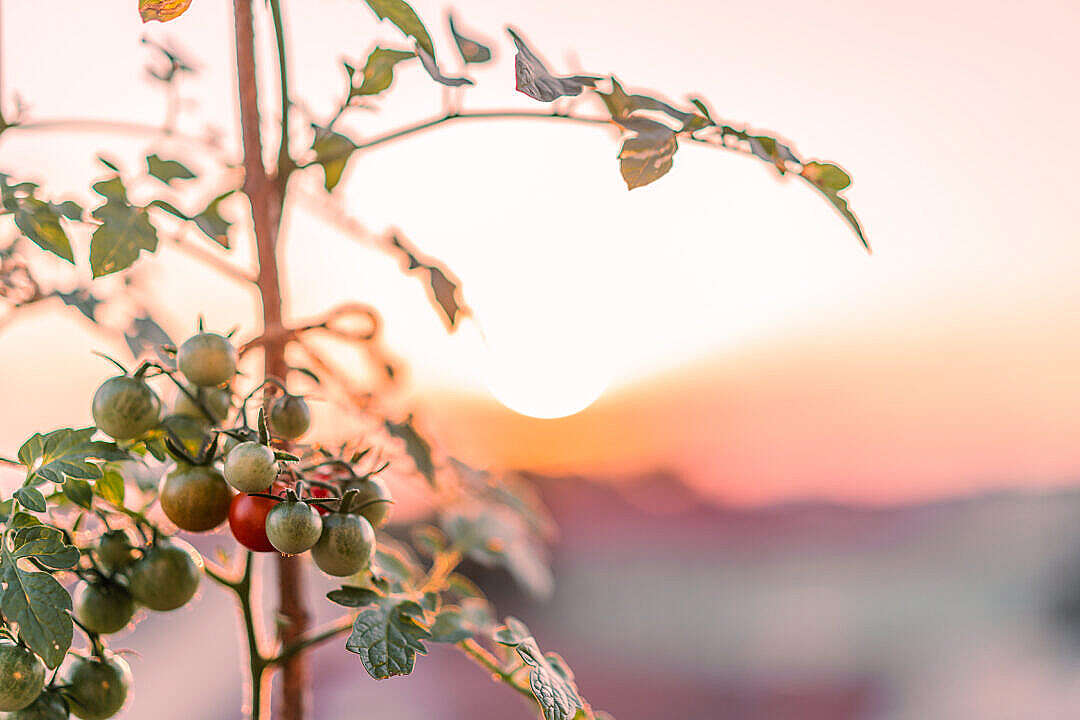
[455,639,536,702]
[165,232,257,284]
[267,0,293,179]
[267,615,354,666]
[4,118,227,155]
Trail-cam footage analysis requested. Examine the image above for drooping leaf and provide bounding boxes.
[351,47,416,97]
[384,417,435,486]
[801,161,870,252]
[150,193,233,248]
[415,45,473,87]
[344,595,431,679]
[385,234,467,329]
[55,288,102,321]
[615,117,678,190]
[17,428,127,486]
[493,622,585,720]
[0,178,75,263]
[327,585,382,608]
[13,487,46,513]
[448,14,492,64]
[363,0,435,58]
[311,126,357,192]
[0,563,72,668]
[88,176,159,278]
[146,154,196,184]
[507,28,598,102]
[10,526,79,570]
[139,0,193,23]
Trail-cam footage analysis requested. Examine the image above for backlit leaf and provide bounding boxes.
[352,47,415,97]
[1,177,74,263]
[493,622,585,720]
[386,234,467,329]
[139,0,193,23]
[429,598,494,643]
[311,126,357,192]
[385,416,435,486]
[18,427,127,486]
[801,161,869,252]
[363,0,435,58]
[507,28,598,102]
[55,289,102,321]
[448,14,492,64]
[89,176,159,278]
[146,153,195,184]
[123,313,174,363]
[96,467,126,506]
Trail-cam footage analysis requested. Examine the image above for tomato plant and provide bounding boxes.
[0,0,869,718]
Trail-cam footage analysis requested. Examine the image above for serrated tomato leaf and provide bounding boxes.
[507,28,598,102]
[384,417,435,486]
[18,428,127,486]
[0,562,72,668]
[89,176,159,278]
[493,622,585,720]
[429,598,494,643]
[0,177,75,263]
[385,234,467,330]
[345,596,431,678]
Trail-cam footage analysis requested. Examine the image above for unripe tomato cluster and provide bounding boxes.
[0,329,398,718]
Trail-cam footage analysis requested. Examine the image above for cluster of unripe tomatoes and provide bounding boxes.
[0,330,393,719]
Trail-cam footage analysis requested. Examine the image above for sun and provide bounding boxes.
[476,325,610,420]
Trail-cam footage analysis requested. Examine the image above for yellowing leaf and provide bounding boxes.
[139,0,193,23]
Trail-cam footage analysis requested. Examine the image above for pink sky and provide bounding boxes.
[1,0,1079,503]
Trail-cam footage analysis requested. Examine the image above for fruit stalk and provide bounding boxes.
[232,0,309,718]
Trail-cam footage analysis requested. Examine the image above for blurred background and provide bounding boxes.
[3,0,1080,718]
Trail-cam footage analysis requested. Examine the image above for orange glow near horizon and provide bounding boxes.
[2,1,1080,504]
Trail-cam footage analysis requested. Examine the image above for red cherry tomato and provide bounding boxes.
[228,493,277,552]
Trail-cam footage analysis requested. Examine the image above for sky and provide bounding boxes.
[1,0,1079,504]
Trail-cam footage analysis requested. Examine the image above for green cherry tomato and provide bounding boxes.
[91,376,161,441]
[344,477,393,528]
[95,531,136,574]
[173,385,231,425]
[224,442,277,492]
[62,655,130,720]
[0,643,44,712]
[160,464,232,532]
[125,539,203,611]
[311,513,375,577]
[177,332,237,387]
[265,500,322,554]
[268,395,311,440]
[73,581,135,635]
[0,688,68,719]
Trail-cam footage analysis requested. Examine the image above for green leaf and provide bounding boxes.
[95,468,125,506]
[194,192,233,248]
[386,234,467,330]
[18,428,127,486]
[0,562,72,668]
[50,200,84,221]
[615,117,678,190]
[415,46,472,87]
[123,313,174,364]
[327,585,382,607]
[748,135,798,174]
[507,28,598,102]
[344,595,431,679]
[88,176,159,278]
[597,77,709,132]
[801,161,870,252]
[429,598,494,643]
[11,526,78,569]
[448,14,492,64]
[146,153,196,184]
[364,0,436,59]
[13,487,46,513]
[384,417,435,486]
[352,47,415,97]
[494,622,585,720]
[373,541,422,590]
[62,479,93,509]
[12,197,74,263]
[310,126,357,192]
[1,177,75,263]
[411,525,447,558]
